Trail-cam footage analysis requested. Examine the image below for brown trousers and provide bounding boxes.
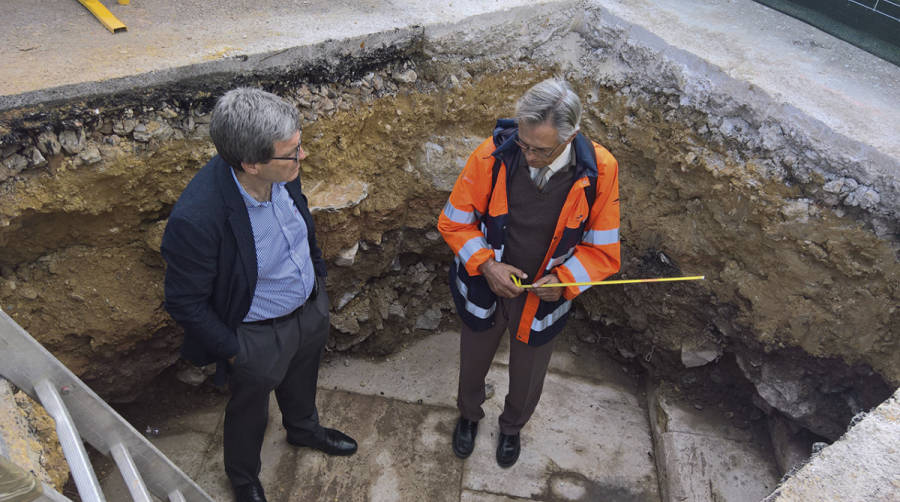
[457,294,557,435]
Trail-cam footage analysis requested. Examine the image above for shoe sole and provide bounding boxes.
[287,439,358,456]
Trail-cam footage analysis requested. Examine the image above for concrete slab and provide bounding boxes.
[766,388,900,502]
[649,382,780,502]
[597,0,900,160]
[0,0,538,99]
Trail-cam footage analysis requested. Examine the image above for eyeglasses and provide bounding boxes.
[515,139,561,159]
[270,143,303,162]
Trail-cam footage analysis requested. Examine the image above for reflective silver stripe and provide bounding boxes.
[562,255,592,293]
[545,246,575,271]
[454,272,497,319]
[531,300,571,332]
[443,200,477,224]
[458,236,489,265]
[583,228,619,246]
[494,245,504,263]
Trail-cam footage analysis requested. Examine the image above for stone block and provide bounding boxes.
[649,382,779,502]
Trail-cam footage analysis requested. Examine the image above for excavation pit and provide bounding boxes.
[0,1,897,501]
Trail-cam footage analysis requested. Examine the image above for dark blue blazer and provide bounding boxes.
[161,155,327,366]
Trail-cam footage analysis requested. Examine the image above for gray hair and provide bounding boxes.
[209,87,300,170]
[515,78,582,142]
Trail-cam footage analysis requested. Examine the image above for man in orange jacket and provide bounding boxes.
[438,78,621,467]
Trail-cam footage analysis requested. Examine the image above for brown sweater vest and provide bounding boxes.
[503,158,576,281]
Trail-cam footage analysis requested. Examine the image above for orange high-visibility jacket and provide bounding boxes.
[438,119,620,346]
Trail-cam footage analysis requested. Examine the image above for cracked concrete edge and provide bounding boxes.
[0,26,425,113]
[764,387,900,502]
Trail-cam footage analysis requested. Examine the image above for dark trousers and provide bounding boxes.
[223,277,330,488]
[457,294,557,435]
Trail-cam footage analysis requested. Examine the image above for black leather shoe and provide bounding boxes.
[288,428,357,456]
[233,481,267,502]
[452,417,478,459]
[496,432,520,468]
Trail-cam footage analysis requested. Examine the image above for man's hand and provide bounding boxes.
[479,259,526,298]
[532,274,563,302]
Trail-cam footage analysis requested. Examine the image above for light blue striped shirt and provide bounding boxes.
[231,169,315,322]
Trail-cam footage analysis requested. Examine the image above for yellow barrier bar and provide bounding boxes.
[77,0,127,33]
[511,275,705,288]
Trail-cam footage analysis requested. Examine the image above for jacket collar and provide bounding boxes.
[211,155,257,288]
[212,155,247,212]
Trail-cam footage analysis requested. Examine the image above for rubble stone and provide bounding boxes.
[414,306,442,331]
[26,147,46,168]
[112,119,136,135]
[58,129,85,154]
[334,242,359,267]
[79,145,102,165]
[393,69,418,84]
[35,131,61,156]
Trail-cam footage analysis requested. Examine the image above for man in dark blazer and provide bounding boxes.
[161,87,356,502]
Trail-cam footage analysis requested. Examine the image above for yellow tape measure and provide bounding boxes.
[510,275,705,288]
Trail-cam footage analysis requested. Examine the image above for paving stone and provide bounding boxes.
[284,391,461,502]
[318,330,460,407]
[189,388,463,502]
[461,490,547,502]
[462,367,659,501]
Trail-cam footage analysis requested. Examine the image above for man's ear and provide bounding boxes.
[240,161,259,174]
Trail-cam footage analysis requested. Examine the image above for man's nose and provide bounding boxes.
[298,146,308,161]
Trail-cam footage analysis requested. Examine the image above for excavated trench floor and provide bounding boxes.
[95,327,778,502]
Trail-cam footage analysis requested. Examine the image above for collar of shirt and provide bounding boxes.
[528,142,573,183]
[230,167,287,208]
